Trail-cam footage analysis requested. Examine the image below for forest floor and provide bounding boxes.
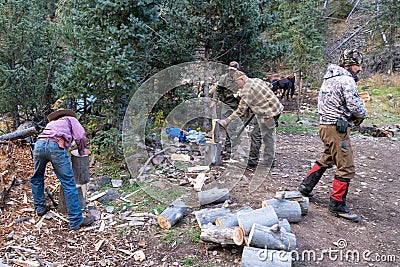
[1,92,399,267]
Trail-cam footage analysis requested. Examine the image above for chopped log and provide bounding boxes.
[157,199,187,229]
[71,150,90,184]
[215,206,253,227]
[200,225,244,246]
[241,246,292,267]
[237,206,278,235]
[0,126,36,141]
[274,191,309,215]
[198,187,229,206]
[194,206,231,227]
[248,223,297,251]
[262,199,301,223]
[278,219,291,233]
[191,173,208,192]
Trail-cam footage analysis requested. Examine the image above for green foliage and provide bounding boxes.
[0,0,60,123]
[182,257,200,266]
[160,229,184,245]
[91,127,122,160]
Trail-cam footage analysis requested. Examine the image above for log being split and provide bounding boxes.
[215,206,253,227]
[198,187,229,206]
[237,206,278,235]
[200,225,244,246]
[71,150,90,184]
[241,246,292,267]
[194,206,231,228]
[262,199,301,223]
[275,191,309,215]
[248,223,296,251]
[157,199,187,229]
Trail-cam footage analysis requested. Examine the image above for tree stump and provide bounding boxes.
[157,199,187,229]
[194,206,231,228]
[237,206,278,235]
[198,187,229,206]
[262,199,301,223]
[248,223,297,251]
[241,246,292,267]
[200,225,244,246]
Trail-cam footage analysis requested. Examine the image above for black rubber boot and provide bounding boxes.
[298,161,327,197]
[329,177,359,222]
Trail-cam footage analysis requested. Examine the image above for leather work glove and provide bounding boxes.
[354,117,364,126]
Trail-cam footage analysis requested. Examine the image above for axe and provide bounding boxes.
[234,113,255,140]
[45,187,58,208]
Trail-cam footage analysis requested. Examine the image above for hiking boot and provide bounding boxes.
[71,215,95,230]
[329,198,360,222]
[246,164,257,172]
[37,204,51,216]
[298,161,327,197]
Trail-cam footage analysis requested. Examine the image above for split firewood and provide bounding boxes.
[215,206,253,227]
[262,198,302,223]
[200,225,244,246]
[241,246,292,267]
[94,239,105,252]
[187,165,210,172]
[157,199,187,229]
[198,187,229,206]
[191,173,208,192]
[237,206,278,235]
[194,206,231,228]
[248,223,297,251]
[170,153,191,161]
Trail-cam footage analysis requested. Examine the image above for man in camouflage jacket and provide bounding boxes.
[298,49,367,222]
[219,74,284,171]
[210,61,245,154]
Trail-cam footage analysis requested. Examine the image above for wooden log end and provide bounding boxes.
[157,215,171,229]
[233,227,244,246]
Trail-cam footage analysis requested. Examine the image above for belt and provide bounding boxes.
[37,137,58,142]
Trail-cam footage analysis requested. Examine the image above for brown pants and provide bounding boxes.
[318,125,355,179]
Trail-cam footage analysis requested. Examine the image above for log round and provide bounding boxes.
[197,187,230,206]
[200,225,244,246]
[248,223,297,251]
[241,246,292,267]
[215,206,253,227]
[299,197,309,215]
[262,199,301,223]
[278,219,291,233]
[194,206,231,228]
[157,199,187,229]
[71,150,90,184]
[237,206,278,235]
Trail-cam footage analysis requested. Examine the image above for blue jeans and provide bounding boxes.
[31,140,84,229]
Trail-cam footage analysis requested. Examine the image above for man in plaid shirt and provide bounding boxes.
[219,74,283,171]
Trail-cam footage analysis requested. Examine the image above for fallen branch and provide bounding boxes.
[0,127,36,141]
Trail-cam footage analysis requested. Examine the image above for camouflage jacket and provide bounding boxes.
[226,78,283,124]
[318,64,367,125]
[212,71,244,109]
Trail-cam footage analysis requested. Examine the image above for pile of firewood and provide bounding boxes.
[157,190,309,266]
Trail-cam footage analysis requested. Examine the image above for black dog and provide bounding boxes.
[271,76,295,100]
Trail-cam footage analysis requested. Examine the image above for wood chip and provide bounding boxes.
[94,239,105,252]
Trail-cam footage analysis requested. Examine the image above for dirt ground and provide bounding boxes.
[0,107,399,267]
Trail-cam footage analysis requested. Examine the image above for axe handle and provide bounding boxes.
[235,113,255,139]
[46,187,58,208]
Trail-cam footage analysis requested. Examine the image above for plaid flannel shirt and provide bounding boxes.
[226,78,284,123]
